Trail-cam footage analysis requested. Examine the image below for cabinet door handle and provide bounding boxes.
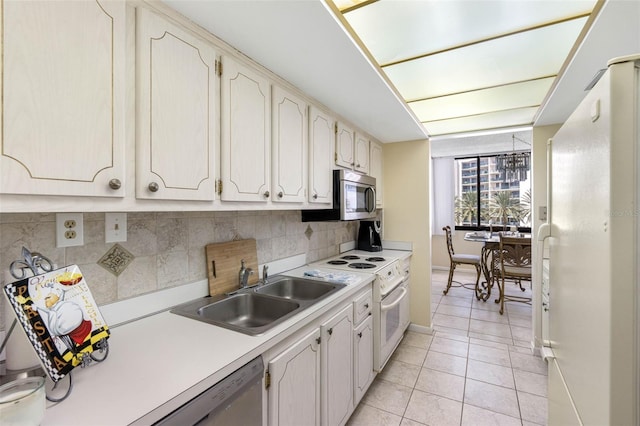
[277,191,283,198]
[316,337,321,344]
[357,332,362,338]
[263,191,270,198]
[357,163,360,168]
[313,193,318,199]
[108,178,122,190]
[148,182,159,192]
[327,328,333,335]
[364,303,369,309]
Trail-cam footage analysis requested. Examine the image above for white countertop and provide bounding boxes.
[42,266,375,426]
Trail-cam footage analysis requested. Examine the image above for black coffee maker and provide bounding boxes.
[357,221,382,252]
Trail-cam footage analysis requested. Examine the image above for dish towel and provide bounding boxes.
[303,269,360,285]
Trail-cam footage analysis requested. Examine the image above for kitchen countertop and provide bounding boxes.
[41,264,378,425]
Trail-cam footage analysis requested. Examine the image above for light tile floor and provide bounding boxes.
[348,269,548,426]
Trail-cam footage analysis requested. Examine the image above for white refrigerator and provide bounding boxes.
[539,54,639,425]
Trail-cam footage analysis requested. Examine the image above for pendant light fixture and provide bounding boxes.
[497,134,530,182]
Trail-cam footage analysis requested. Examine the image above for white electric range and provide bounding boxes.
[311,251,403,298]
[311,250,410,371]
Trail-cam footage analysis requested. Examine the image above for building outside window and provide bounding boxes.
[454,154,531,230]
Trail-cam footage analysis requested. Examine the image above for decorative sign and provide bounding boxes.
[3,265,110,382]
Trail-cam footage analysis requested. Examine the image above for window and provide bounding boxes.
[454,154,531,231]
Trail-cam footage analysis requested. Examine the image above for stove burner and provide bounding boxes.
[365,257,386,262]
[348,262,376,269]
[327,260,349,265]
[341,255,360,260]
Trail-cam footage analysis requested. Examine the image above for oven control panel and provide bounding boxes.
[377,261,403,298]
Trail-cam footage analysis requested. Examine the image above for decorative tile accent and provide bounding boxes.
[98,243,134,276]
[304,224,313,240]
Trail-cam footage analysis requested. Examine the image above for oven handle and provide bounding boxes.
[380,287,408,312]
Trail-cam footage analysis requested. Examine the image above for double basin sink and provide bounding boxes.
[171,276,346,336]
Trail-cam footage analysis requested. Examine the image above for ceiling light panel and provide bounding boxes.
[344,0,596,65]
[410,77,555,122]
[384,17,588,101]
[424,106,539,136]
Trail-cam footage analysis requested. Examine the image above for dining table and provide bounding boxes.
[463,231,532,302]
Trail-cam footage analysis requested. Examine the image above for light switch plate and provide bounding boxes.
[539,206,548,221]
[105,213,127,243]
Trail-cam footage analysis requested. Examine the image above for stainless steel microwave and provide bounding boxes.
[302,170,377,222]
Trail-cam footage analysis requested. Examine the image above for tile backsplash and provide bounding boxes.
[0,211,356,329]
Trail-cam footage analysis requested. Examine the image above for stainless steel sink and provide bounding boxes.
[255,277,344,301]
[171,276,346,336]
[172,293,301,336]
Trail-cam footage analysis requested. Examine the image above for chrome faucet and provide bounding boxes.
[262,265,269,285]
[239,259,254,288]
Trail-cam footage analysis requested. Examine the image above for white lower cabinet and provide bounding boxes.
[321,305,354,426]
[352,287,374,405]
[267,289,376,426]
[268,328,321,426]
[354,315,374,405]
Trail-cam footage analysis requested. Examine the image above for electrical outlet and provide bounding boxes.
[56,213,84,247]
[105,213,127,243]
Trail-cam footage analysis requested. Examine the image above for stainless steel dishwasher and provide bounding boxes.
[154,356,264,426]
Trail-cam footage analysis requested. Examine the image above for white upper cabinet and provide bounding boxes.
[369,141,383,208]
[136,7,217,201]
[335,122,355,170]
[220,56,271,202]
[335,124,370,175]
[308,107,334,204]
[272,86,307,203]
[354,132,370,174]
[1,0,126,197]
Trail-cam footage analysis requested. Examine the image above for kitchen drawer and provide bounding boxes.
[353,288,372,325]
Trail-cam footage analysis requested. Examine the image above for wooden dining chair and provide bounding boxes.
[442,226,482,296]
[495,234,532,314]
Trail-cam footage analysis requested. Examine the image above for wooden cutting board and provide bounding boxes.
[205,239,259,296]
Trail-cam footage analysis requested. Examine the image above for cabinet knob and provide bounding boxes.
[357,164,360,168]
[277,191,283,198]
[313,194,318,200]
[263,191,270,198]
[108,178,122,190]
[357,332,362,338]
[327,328,333,336]
[148,182,159,192]
[364,303,369,309]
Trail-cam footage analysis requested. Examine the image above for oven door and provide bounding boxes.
[376,280,409,371]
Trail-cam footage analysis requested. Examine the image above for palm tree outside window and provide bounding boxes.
[453,155,531,232]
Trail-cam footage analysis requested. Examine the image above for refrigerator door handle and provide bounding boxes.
[537,223,551,242]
